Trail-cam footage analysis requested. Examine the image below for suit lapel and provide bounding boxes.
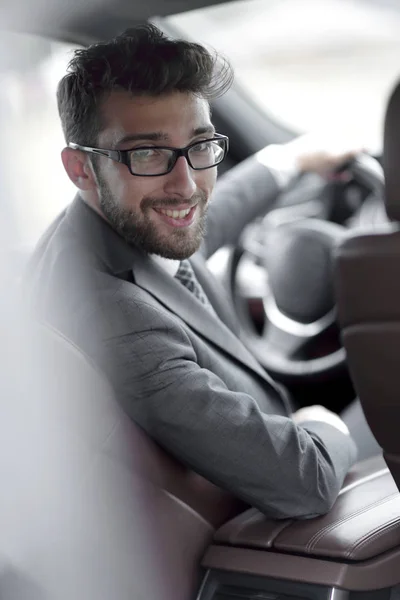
[132,252,274,384]
[190,253,240,335]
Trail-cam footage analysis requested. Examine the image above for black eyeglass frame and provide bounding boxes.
[68,134,229,177]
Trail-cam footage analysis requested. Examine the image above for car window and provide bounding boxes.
[0,33,78,246]
[169,0,400,154]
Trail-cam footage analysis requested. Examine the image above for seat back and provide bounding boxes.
[0,308,244,599]
[335,79,400,489]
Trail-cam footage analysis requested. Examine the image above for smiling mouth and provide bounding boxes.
[157,207,192,219]
[153,204,198,228]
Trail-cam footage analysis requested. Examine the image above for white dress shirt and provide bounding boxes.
[151,253,180,276]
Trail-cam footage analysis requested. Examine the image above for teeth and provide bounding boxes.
[159,208,191,219]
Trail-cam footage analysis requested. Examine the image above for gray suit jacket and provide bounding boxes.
[29,156,357,518]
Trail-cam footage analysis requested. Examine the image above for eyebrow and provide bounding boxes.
[115,126,215,148]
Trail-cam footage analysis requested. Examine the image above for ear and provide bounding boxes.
[61,147,97,191]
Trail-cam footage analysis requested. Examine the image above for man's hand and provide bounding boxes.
[256,132,364,188]
[292,404,350,436]
[285,132,364,178]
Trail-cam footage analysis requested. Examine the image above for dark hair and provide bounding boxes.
[57,24,233,146]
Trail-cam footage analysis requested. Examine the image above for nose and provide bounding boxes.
[163,156,197,199]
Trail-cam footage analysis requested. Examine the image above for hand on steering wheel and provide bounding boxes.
[229,154,385,383]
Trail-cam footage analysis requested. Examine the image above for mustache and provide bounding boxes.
[142,192,207,210]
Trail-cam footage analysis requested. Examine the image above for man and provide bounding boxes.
[29,24,379,519]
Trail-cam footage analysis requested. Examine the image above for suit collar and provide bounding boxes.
[66,195,275,385]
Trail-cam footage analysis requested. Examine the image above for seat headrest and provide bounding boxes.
[384,78,400,222]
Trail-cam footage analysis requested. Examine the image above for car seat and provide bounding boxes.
[335,78,400,490]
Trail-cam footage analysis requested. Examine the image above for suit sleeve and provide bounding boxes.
[84,295,357,520]
[202,156,281,259]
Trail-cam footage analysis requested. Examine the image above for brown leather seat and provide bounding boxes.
[335,78,400,490]
[0,303,244,599]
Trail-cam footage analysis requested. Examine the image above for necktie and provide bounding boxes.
[175,260,215,312]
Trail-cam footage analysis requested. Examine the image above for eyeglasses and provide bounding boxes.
[68,134,229,177]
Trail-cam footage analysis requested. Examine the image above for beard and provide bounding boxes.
[97,176,209,260]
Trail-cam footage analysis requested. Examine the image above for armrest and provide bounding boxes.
[201,456,400,592]
[213,455,400,561]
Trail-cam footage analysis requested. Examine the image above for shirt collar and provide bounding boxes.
[150,254,180,277]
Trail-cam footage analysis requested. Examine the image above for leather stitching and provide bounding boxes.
[305,492,399,551]
[345,514,400,559]
[305,469,392,551]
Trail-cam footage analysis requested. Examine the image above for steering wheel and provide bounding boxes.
[229,154,385,383]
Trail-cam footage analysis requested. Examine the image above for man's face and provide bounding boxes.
[92,90,217,259]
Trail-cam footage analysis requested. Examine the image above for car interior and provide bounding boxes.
[0,0,400,598]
